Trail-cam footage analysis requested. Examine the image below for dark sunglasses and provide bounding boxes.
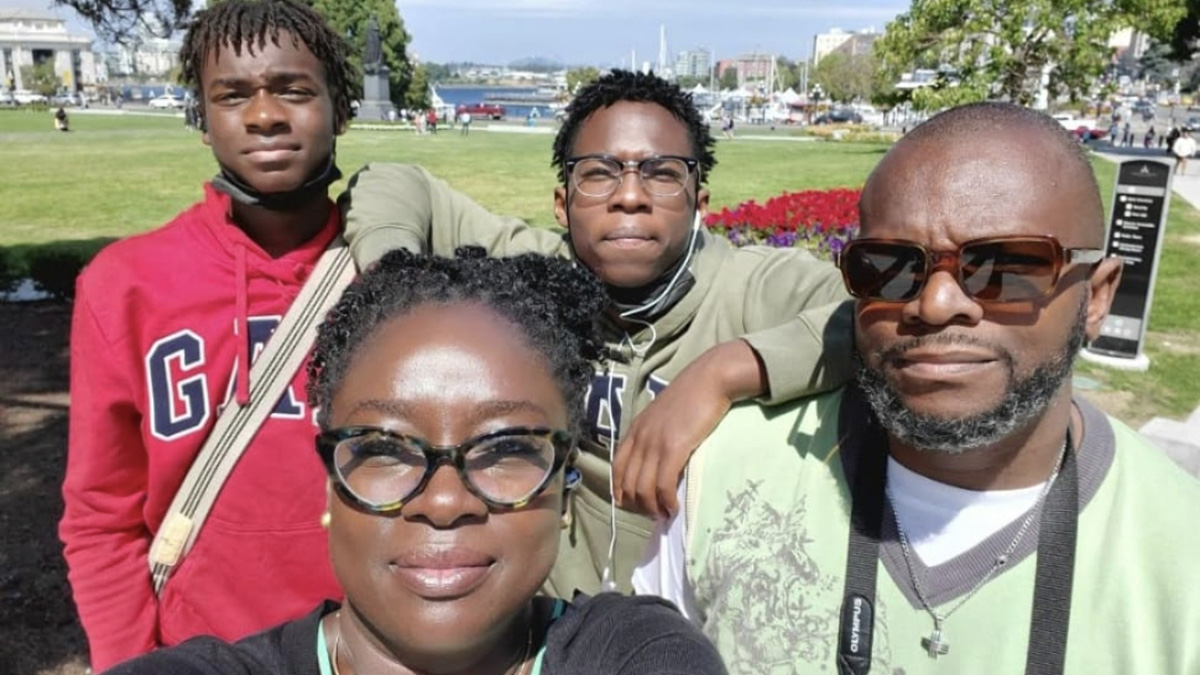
[835,235,1106,303]
[316,426,576,513]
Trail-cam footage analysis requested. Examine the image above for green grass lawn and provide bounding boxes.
[1,109,1197,425]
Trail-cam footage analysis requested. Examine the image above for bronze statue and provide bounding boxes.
[364,16,383,74]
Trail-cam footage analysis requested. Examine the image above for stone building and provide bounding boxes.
[0,9,101,93]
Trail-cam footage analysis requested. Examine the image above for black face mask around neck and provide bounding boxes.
[605,231,702,323]
[211,155,342,210]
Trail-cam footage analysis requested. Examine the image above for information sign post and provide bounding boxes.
[1081,159,1173,371]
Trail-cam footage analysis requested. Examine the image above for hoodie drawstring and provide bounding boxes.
[235,244,251,406]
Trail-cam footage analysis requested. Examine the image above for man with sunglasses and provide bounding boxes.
[338,70,852,597]
[635,102,1200,674]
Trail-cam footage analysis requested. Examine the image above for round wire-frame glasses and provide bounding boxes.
[565,154,699,198]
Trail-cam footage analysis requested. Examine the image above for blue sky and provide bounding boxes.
[11,0,911,65]
[401,0,910,65]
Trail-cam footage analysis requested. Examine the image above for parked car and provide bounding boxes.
[148,94,186,109]
[813,108,864,125]
[1051,113,1107,141]
[51,92,83,107]
[455,103,505,120]
[13,90,48,105]
[0,90,15,106]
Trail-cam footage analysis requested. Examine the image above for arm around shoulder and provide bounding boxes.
[340,163,569,268]
[737,248,854,404]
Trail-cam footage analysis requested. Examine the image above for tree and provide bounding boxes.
[53,0,189,43]
[1139,42,1182,87]
[812,52,880,103]
[54,0,416,106]
[719,66,739,90]
[566,67,601,94]
[1170,0,1200,59]
[875,0,1187,108]
[21,62,60,97]
[424,62,454,84]
[775,56,802,92]
[405,63,430,110]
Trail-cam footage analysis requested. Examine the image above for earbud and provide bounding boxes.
[564,466,582,492]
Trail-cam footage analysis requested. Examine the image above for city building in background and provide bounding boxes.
[0,8,101,92]
[718,51,774,88]
[812,28,852,67]
[102,14,180,79]
[1108,28,1150,61]
[830,28,879,60]
[674,48,711,80]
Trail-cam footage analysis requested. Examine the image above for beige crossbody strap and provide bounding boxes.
[148,235,355,596]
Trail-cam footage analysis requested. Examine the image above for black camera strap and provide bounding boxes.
[836,427,1078,675]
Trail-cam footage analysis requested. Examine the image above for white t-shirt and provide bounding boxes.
[1174,135,1196,158]
[633,458,1046,619]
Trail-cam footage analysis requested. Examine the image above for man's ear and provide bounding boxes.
[1084,257,1123,342]
[696,187,710,219]
[554,186,569,228]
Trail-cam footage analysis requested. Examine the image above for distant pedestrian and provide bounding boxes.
[1167,126,1180,154]
[460,111,472,135]
[427,109,437,134]
[1173,128,1196,175]
[1144,126,1155,149]
[1108,122,1120,145]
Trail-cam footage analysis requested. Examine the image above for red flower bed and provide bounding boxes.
[704,188,861,258]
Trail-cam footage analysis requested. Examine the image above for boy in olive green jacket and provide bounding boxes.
[340,70,852,596]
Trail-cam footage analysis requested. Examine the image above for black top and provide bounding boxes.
[105,594,726,675]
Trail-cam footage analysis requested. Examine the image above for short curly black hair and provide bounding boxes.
[179,0,360,130]
[551,69,716,186]
[307,247,608,436]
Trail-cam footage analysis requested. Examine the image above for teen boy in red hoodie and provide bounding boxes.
[59,1,358,669]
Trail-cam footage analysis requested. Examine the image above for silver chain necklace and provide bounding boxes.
[886,437,1069,660]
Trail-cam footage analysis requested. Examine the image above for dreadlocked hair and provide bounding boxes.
[307,247,608,436]
[552,69,716,185]
[179,0,360,129]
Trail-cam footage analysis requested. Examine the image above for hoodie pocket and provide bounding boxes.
[158,516,340,645]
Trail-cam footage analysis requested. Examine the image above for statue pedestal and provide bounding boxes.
[357,70,395,121]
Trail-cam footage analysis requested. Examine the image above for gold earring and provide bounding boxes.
[320,512,332,530]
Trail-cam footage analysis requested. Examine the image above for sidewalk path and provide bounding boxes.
[1091,143,1200,211]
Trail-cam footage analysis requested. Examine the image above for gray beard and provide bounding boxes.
[854,300,1088,454]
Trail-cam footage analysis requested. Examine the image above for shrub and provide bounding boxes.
[27,248,89,301]
[5,239,115,302]
[704,188,861,259]
[0,248,22,295]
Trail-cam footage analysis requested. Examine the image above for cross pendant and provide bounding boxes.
[921,627,950,659]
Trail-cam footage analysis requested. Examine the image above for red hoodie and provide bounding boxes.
[60,185,342,671]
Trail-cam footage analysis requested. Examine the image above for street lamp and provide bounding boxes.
[809,83,824,123]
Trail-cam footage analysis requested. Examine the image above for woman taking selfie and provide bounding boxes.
[108,248,725,675]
